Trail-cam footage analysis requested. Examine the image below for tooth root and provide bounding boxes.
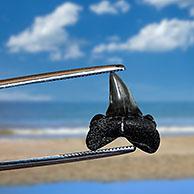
[106,72,142,116]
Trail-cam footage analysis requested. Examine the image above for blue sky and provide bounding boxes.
[0,0,193,102]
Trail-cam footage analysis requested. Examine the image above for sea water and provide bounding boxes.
[0,101,194,137]
[0,179,194,194]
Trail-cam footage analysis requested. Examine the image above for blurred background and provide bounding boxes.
[0,0,194,193]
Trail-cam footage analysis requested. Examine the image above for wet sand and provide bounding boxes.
[0,135,194,185]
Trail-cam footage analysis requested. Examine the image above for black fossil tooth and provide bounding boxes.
[86,72,160,153]
[106,72,142,117]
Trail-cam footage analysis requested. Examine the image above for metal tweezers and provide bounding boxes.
[0,64,136,171]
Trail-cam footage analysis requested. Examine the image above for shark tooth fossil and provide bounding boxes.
[86,72,160,153]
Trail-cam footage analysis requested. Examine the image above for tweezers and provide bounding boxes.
[0,146,135,171]
[0,64,136,171]
[0,64,125,89]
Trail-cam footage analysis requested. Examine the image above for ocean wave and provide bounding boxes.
[10,127,89,136]
[159,126,194,135]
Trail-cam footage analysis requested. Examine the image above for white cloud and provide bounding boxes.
[143,0,194,9]
[50,43,84,61]
[143,0,194,20]
[106,56,123,63]
[6,2,83,60]
[93,19,194,53]
[64,44,84,59]
[0,92,52,102]
[90,0,130,15]
[106,35,121,42]
[190,7,194,16]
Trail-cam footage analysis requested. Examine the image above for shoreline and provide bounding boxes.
[1,125,194,137]
[0,135,194,185]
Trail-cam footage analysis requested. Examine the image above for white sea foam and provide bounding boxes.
[158,126,194,135]
[11,127,88,136]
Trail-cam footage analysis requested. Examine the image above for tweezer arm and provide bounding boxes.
[0,146,135,171]
[0,64,125,89]
[0,64,131,171]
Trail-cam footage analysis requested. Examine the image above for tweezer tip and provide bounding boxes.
[113,64,126,71]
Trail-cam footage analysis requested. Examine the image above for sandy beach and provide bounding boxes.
[0,135,194,185]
